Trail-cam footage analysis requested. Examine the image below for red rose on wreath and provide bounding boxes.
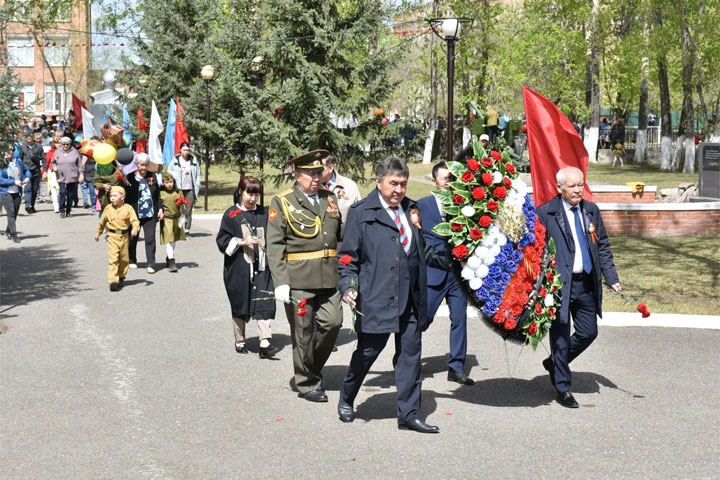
[493,311,506,324]
[490,151,502,162]
[535,303,542,315]
[539,287,548,297]
[503,318,517,330]
[546,271,554,282]
[551,257,556,268]
[339,254,353,266]
[472,187,486,200]
[482,173,493,185]
[504,177,513,189]
[452,245,469,259]
[479,215,492,227]
[467,158,480,171]
[453,194,465,205]
[461,171,474,183]
[451,222,464,232]
[481,157,493,168]
[493,186,507,200]
[548,308,555,318]
[528,322,538,335]
[505,163,516,174]
[487,200,499,212]
[297,299,307,308]
[511,304,523,317]
[469,228,483,240]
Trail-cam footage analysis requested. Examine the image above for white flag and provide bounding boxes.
[81,108,96,139]
[148,100,164,165]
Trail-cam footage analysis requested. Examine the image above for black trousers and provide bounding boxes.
[129,216,157,267]
[1,192,21,235]
[340,301,422,423]
[58,182,78,214]
[23,171,40,207]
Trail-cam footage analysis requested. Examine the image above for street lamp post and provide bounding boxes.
[427,17,474,164]
[201,64,217,211]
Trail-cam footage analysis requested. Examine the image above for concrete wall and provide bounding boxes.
[598,202,720,236]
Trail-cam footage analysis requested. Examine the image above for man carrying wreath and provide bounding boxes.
[537,167,621,408]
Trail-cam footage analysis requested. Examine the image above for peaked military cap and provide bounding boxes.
[288,149,329,173]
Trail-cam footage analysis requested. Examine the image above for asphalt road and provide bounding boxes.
[1,203,719,479]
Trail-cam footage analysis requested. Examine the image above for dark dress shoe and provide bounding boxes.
[556,391,579,408]
[59,212,66,218]
[235,344,249,354]
[448,369,474,385]
[338,400,354,423]
[398,418,439,434]
[259,344,279,359]
[543,356,556,387]
[109,282,119,292]
[298,389,328,403]
[12,234,20,244]
[5,230,11,239]
[25,206,32,214]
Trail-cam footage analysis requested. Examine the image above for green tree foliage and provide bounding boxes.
[0,69,24,158]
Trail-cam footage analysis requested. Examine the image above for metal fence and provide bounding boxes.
[622,126,677,149]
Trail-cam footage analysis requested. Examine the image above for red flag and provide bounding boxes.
[523,86,592,207]
[71,93,88,130]
[174,98,189,155]
[136,107,148,154]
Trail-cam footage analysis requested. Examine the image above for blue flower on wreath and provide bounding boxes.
[488,265,502,277]
[482,303,498,317]
[500,272,511,285]
[512,250,524,263]
[504,261,518,274]
[476,287,490,302]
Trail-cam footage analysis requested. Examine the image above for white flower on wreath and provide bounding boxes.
[493,171,503,184]
[496,232,508,247]
[489,244,501,258]
[469,277,483,290]
[476,264,489,279]
[544,293,555,307]
[461,266,475,280]
[461,205,475,217]
[467,254,482,269]
[513,178,528,196]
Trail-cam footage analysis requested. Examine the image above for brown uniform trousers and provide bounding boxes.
[96,202,140,284]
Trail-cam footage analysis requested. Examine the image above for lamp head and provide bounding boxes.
[201,65,217,81]
[427,17,474,41]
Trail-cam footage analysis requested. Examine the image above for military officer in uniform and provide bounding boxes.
[267,149,343,403]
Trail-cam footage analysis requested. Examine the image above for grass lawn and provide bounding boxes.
[201,159,717,315]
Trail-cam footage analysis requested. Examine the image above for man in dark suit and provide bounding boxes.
[336,157,438,433]
[537,167,621,408]
[417,162,473,386]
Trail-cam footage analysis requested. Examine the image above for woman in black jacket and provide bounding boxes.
[124,153,163,273]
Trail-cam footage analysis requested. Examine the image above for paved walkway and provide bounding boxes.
[1,205,718,479]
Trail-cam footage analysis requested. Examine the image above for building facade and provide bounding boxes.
[4,0,91,119]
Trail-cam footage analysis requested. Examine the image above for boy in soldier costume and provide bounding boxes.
[95,186,140,291]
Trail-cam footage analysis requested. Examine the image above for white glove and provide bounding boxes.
[274,284,291,304]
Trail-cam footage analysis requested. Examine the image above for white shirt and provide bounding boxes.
[562,198,586,274]
[179,157,193,190]
[378,192,413,246]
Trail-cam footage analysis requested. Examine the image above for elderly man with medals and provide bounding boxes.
[266,149,343,403]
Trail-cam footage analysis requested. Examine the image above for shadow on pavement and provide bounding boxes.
[0,245,82,311]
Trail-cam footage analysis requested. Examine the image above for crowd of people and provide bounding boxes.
[3,128,621,433]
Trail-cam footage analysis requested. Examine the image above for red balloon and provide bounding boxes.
[381,118,388,126]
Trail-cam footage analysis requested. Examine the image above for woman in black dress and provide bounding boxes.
[216,176,278,358]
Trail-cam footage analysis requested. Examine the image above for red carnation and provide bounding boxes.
[297,307,307,317]
[479,215,492,227]
[539,287,548,297]
[551,257,556,268]
[481,157,493,168]
[229,210,241,219]
[493,311,506,324]
[505,163,516,174]
[503,318,517,330]
[451,222,464,232]
[641,310,651,318]
[546,271,554,282]
[115,172,122,179]
[504,177,513,189]
[452,245,469,260]
[511,305,523,317]
[548,308,555,318]
[490,151,502,162]
[535,303,543,315]
[453,194,465,205]
[487,200,499,212]
[339,254,353,266]
[482,173,493,185]
[637,303,647,313]
[297,299,307,308]
[467,158,480,171]
[469,228,483,240]
[472,187,486,200]
[493,186,507,200]
[461,171,474,183]
[528,322,538,335]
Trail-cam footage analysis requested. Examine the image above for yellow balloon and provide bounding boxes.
[94,143,116,165]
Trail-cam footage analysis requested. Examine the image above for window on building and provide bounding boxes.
[43,1,71,22]
[7,38,34,67]
[43,37,71,67]
[11,0,32,21]
[44,84,72,114]
[17,84,36,112]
